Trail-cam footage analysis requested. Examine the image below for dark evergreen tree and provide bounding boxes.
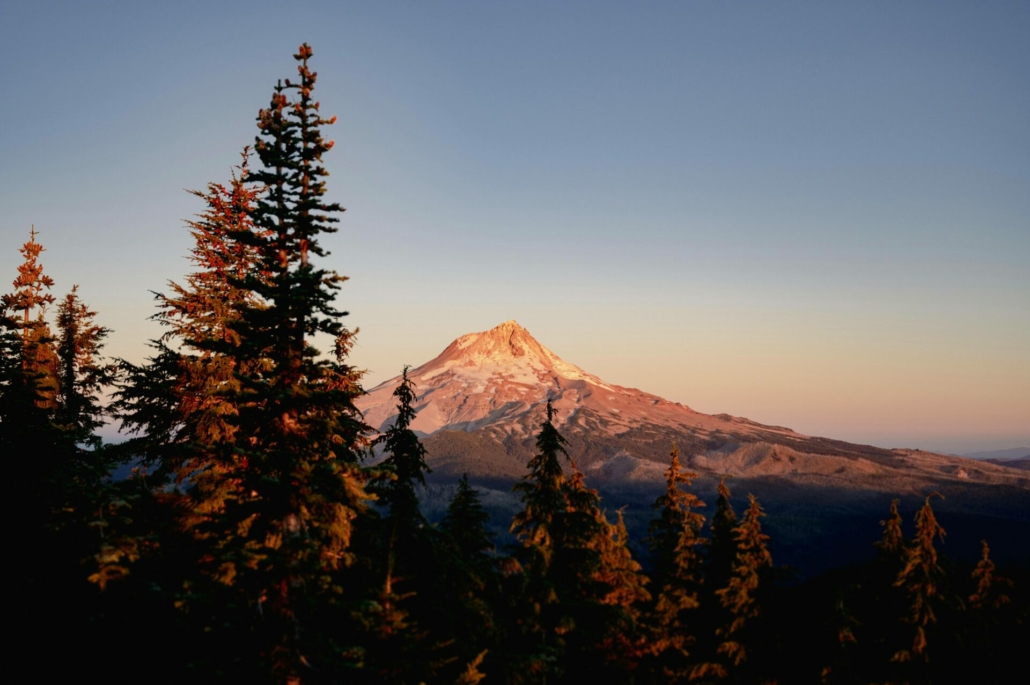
[645,444,707,682]
[55,286,113,445]
[708,477,738,593]
[715,493,772,678]
[892,493,947,666]
[512,400,570,568]
[115,149,264,479]
[209,44,374,682]
[694,476,739,680]
[115,45,374,683]
[440,473,500,674]
[442,473,494,563]
[1,227,59,410]
[968,539,1011,612]
[876,498,905,563]
[962,539,1018,684]
[509,399,572,681]
[510,402,648,683]
[372,365,430,526]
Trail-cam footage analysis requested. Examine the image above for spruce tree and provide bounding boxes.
[588,507,650,676]
[439,475,500,679]
[964,539,1016,683]
[442,473,494,563]
[715,493,772,674]
[223,44,372,682]
[510,403,648,682]
[117,44,373,682]
[372,365,431,526]
[708,476,739,594]
[695,476,739,679]
[968,539,1011,612]
[1,227,59,410]
[876,499,905,562]
[115,150,263,478]
[510,399,571,681]
[55,286,113,446]
[892,493,947,665]
[645,444,707,681]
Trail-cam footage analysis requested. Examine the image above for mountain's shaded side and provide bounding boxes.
[357,320,1029,494]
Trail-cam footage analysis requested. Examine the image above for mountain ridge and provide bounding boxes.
[356,321,1029,493]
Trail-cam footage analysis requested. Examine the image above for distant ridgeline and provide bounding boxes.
[3,45,1027,684]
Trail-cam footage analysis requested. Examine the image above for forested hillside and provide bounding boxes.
[3,45,1026,685]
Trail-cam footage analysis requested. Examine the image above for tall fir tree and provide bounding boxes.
[372,365,431,526]
[708,477,739,591]
[221,44,372,683]
[116,45,373,683]
[715,493,773,676]
[1,227,59,411]
[509,399,572,682]
[968,539,1011,612]
[442,474,494,564]
[510,402,648,683]
[55,286,113,446]
[358,366,457,684]
[115,150,264,479]
[892,493,947,666]
[645,444,707,682]
[440,473,500,676]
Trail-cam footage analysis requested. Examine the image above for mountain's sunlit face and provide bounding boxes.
[1,2,1027,455]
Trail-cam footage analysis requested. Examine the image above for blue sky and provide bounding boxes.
[1,1,1027,453]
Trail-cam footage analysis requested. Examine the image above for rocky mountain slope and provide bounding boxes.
[357,321,1029,494]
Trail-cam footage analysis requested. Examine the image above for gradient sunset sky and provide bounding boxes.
[1,1,1027,454]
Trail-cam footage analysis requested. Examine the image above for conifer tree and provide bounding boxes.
[512,399,570,586]
[442,473,494,563]
[55,286,113,446]
[107,152,269,679]
[1,227,59,410]
[694,476,739,679]
[968,539,1011,612]
[963,539,1016,683]
[222,44,372,682]
[560,459,648,680]
[645,444,707,681]
[509,400,569,680]
[438,475,500,679]
[372,365,431,526]
[892,492,947,665]
[117,45,373,682]
[716,493,772,673]
[589,507,650,675]
[510,402,648,682]
[708,477,739,594]
[876,499,905,563]
[115,150,264,478]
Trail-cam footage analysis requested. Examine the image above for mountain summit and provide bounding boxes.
[360,319,705,439]
[357,321,1028,491]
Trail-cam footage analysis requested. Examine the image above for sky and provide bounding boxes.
[1,1,1027,454]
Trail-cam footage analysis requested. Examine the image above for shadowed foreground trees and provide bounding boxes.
[5,43,1028,685]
